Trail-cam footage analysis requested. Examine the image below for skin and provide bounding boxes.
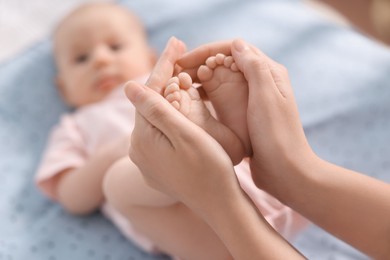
[52,3,154,214]
[54,3,154,107]
[126,39,304,259]
[318,0,390,44]
[127,39,390,259]
[51,7,234,260]
[160,69,246,165]
[108,38,234,259]
[370,0,390,43]
[52,9,235,257]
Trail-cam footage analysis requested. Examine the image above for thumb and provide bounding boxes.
[146,37,187,94]
[125,80,193,141]
[231,39,292,99]
[231,39,274,85]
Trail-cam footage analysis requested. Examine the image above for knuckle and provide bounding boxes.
[147,74,164,93]
[270,64,289,82]
[146,100,166,121]
[248,57,270,71]
[272,63,288,76]
[278,64,289,77]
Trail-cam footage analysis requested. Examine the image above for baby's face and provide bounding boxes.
[55,5,154,107]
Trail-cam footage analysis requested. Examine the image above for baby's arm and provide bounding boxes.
[36,115,131,215]
[54,136,129,215]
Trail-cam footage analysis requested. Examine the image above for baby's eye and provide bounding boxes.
[110,43,122,51]
[75,53,88,64]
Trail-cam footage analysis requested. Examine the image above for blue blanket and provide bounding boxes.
[1,0,389,259]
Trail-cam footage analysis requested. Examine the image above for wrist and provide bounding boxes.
[280,149,321,203]
[252,145,321,205]
[202,185,305,259]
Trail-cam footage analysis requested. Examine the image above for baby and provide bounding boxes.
[36,2,306,259]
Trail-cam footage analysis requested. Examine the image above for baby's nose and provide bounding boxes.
[92,46,113,68]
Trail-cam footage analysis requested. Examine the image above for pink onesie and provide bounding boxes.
[35,75,307,253]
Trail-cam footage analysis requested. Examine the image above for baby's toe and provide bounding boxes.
[223,56,234,68]
[205,56,217,69]
[166,76,180,86]
[230,63,239,72]
[178,72,193,90]
[165,90,181,107]
[197,65,214,82]
[164,80,182,111]
[170,100,180,110]
[215,53,226,65]
[164,82,180,97]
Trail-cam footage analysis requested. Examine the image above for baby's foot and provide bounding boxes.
[163,72,245,164]
[197,54,251,155]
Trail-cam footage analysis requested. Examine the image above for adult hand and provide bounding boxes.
[125,38,242,214]
[176,40,232,81]
[125,80,305,260]
[178,39,315,195]
[229,39,315,196]
[233,40,390,259]
[145,37,186,94]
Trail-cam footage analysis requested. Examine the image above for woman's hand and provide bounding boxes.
[229,40,317,198]
[178,39,316,196]
[125,38,242,214]
[127,38,390,259]
[232,40,390,259]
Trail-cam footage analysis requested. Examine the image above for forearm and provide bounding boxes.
[57,150,120,215]
[319,0,390,44]
[319,0,377,35]
[201,186,304,260]
[279,156,390,259]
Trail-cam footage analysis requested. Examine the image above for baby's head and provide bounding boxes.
[54,3,154,107]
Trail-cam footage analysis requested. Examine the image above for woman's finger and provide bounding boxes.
[146,37,187,94]
[125,80,196,143]
[177,40,232,70]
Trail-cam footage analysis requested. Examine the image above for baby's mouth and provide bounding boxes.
[95,76,120,91]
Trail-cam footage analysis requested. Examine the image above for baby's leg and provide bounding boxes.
[198,54,251,155]
[103,157,232,260]
[164,73,245,164]
[103,157,176,208]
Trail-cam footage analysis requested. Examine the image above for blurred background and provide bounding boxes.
[0,0,389,63]
[0,0,111,63]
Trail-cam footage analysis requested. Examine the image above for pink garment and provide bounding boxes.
[35,81,137,199]
[35,75,307,254]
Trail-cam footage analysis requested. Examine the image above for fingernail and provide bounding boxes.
[233,39,250,52]
[125,81,145,103]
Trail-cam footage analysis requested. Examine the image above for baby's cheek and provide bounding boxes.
[123,60,151,79]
